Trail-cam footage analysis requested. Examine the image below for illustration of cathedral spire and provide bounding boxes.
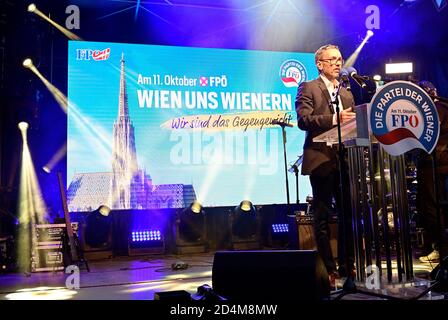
[67,51,195,212]
[110,53,139,209]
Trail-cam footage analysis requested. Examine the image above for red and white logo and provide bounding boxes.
[92,48,110,61]
[279,60,307,88]
[369,81,440,156]
[76,48,111,61]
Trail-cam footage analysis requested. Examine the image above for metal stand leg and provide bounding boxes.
[378,147,393,283]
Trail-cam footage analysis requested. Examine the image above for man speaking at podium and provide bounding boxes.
[295,44,356,287]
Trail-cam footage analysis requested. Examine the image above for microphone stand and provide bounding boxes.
[288,155,304,204]
[332,79,399,299]
[273,120,298,249]
[331,82,351,283]
[280,123,291,206]
[294,164,299,204]
[331,84,395,300]
[271,119,292,206]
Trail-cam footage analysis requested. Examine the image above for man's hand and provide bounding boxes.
[340,108,356,123]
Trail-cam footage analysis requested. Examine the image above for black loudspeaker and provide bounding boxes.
[212,250,330,300]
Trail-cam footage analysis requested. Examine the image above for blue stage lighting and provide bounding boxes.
[131,230,162,242]
[129,229,165,255]
[272,223,289,233]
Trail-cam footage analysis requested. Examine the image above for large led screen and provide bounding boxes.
[67,41,317,211]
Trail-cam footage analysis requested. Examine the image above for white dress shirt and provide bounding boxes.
[319,74,346,125]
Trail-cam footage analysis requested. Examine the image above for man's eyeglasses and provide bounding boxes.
[320,57,344,65]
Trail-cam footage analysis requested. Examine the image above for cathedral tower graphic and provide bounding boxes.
[110,53,141,209]
[67,54,196,212]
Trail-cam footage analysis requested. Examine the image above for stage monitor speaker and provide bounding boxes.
[212,250,330,300]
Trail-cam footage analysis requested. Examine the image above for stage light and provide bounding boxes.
[42,143,67,174]
[190,201,202,214]
[27,3,36,13]
[97,204,110,217]
[385,62,413,74]
[239,200,254,213]
[271,223,290,246]
[17,121,48,273]
[26,3,81,40]
[174,202,207,254]
[22,58,67,113]
[229,200,260,250]
[22,58,33,69]
[178,202,205,242]
[83,205,112,249]
[373,75,382,81]
[343,29,375,68]
[131,230,162,242]
[18,121,29,131]
[272,223,289,233]
[129,230,164,255]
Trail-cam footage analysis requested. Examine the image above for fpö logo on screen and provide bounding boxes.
[370,81,440,156]
[279,59,307,87]
[76,48,111,61]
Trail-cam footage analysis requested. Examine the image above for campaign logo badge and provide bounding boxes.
[92,48,111,61]
[369,81,440,156]
[279,60,307,87]
[76,48,111,61]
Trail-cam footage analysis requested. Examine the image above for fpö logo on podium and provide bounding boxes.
[369,81,440,156]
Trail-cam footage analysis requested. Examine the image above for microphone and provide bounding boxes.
[272,119,293,128]
[339,68,351,91]
[346,67,367,89]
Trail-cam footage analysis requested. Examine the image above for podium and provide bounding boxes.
[314,103,414,283]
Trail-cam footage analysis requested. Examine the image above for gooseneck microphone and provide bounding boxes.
[345,67,368,89]
[339,68,351,91]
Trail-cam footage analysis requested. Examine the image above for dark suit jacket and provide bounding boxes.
[295,77,355,175]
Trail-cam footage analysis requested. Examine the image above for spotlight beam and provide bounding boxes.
[343,30,374,69]
[27,4,82,40]
[43,142,67,174]
[265,0,282,25]
[97,5,137,20]
[134,0,141,21]
[17,121,48,272]
[139,5,185,32]
[23,59,67,113]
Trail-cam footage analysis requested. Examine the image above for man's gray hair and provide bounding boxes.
[314,44,340,64]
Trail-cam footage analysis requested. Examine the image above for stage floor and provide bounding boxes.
[0,251,445,300]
